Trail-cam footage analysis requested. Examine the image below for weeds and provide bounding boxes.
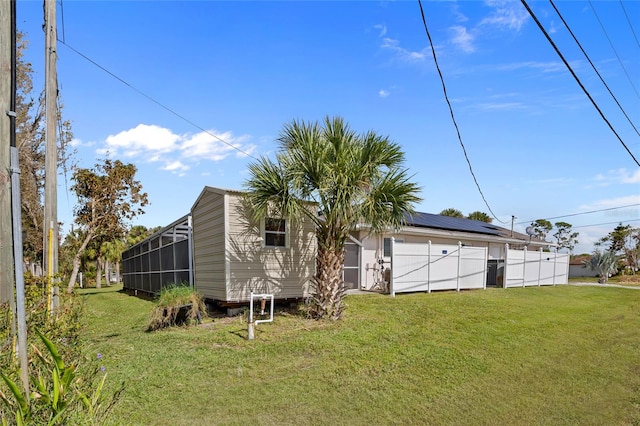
[147,284,207,331]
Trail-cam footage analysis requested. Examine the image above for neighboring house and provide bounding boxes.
[568,254,598,278]
[123,186,563,303]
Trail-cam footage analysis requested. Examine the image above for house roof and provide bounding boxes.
[402,212,551,246]
[405,212,503,236]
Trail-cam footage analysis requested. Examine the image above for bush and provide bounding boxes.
[0,330,123,425]
[147,284,207,331]
[0,275,83,377]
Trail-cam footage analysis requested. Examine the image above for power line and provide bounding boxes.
[588,0,640,100]
[520,0,640,168]
[572,218,640,229]
[619,0,640,51]
[517,203,640,224]
[549,0,640,138]
[57,39,258,161]
[417,0,506,224]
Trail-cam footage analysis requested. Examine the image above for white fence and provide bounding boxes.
[390,240,487,296]
[503,245,569,288]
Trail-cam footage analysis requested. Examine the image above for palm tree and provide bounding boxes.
[467,211,492,223]
[244,116,421,319]
[584,250,618,283]
[439,208,463,218]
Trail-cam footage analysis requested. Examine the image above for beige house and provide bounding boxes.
[123,187,561,303]
[122,186,317,304]
[191,186,316,303]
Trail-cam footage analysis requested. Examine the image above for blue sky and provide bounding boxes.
[17,0,640,254]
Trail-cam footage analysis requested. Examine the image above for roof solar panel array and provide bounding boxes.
[404,212,504,236]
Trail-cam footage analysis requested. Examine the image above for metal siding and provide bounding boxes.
[225,193,315,301]
[192,189,227,300]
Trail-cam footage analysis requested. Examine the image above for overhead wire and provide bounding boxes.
[417,0,507,224]
[549,0,640,138]
[588,0,640,100]
[57,39,258,161]
[517,203,640,224]
[520,0,640,168]
[619,0,640,51]
[572,218,640,229]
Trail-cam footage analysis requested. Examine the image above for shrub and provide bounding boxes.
[0,275,83,380]
[147,284,207,331]
[0,331,123,425]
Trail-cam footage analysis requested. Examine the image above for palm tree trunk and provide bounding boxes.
[96,257,103,289]
[104,259,111,286]
[311,243,345,320]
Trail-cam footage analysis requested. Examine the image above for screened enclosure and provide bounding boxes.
[122,215,193,295]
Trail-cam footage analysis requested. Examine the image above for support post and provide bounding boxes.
[0,0,13,305]
[456,241,462,292]
[389,237,395,297]
[427,240,431,293]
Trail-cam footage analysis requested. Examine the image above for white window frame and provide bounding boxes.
[262,217,289,248]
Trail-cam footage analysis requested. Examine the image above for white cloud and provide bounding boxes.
[579,194,640,211]
[374,24,387,37]
[378,89,390,98]
[380,37,428,63]
[105,124,180,157]
[163,160,189,173]
[592,168,640,187]
[481,0,529,31]
[97,124,254,175]
[450,26,475,53]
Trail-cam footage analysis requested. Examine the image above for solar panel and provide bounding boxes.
[403,212,503,236]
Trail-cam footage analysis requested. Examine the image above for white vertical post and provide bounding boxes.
[390,237,395,297]
[551,250,556,286]
[522,246,527,287]
[483,247,487,290]
[456,242,462,292]
[504,243,509,288]
[248,291,255,340]
[427,240,432,293]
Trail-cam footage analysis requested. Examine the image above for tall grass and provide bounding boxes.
[146,284,207,331]
[79,285,640,425]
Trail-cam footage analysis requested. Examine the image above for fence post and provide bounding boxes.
[522,246,527,287]
[390,237,395,297]
[456,241,462,292]
[504,243,509,289]
[427,240,432,293]
[483,247,487,290]
[553,248,558,286]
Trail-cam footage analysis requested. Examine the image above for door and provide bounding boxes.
[343,242,360,290]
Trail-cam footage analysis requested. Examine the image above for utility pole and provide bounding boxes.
[4,0,29,397]
[0,0,15,304]
[43,0,59,297]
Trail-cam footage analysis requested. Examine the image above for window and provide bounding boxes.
[264,218,287,247]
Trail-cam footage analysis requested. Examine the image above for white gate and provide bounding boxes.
[390,240,487,296]
[504,245,569,288]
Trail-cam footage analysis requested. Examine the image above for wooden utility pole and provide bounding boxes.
[43,0,58,280]
[0,0,15,303]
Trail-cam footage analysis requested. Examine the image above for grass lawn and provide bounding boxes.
[78,284,640,425]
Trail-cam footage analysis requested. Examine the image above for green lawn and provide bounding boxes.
[79,285,640,425]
